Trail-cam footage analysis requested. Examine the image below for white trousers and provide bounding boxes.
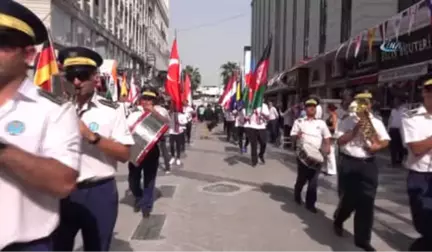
[325,143,337,175]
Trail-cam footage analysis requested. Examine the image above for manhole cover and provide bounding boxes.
[202,183,241,193]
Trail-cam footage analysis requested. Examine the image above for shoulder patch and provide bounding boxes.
[98,99,119,109]
[37,89,65,105]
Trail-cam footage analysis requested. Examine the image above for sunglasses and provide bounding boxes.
[0,32,31,48]
[64,70,94,82]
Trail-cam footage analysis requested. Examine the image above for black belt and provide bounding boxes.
[77,177,114,189]
[340,153,375,162]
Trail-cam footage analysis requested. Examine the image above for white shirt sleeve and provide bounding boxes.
[261,104,270,117]
[335,117,350,138]
[111,106,135,145]
[320,121,332,139]
[373,119,391,141]
[290,119,300,136]
[402,117,422,144]
[42,103,81,171]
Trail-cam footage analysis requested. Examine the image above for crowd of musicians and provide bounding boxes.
[2,1,432,252]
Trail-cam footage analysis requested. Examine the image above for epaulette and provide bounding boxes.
[37,89,66,105]
[98,99,119,109]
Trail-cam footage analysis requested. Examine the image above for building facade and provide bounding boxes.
[251,0,430,111]
[18,0,169,84]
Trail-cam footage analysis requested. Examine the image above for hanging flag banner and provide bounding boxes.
[367,27,376,55]
[408,4,418,35]
[379,21,388,42]
[354,33,363,58]
[100,59,118,102]
[392,13,402,40]
[345,38,354,59]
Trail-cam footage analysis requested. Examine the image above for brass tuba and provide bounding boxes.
[353,93,379,147]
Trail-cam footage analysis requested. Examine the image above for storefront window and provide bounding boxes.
[74,20,92,47]
[94,33,107,58]
[51,4,72,46]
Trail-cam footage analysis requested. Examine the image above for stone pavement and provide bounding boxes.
[76,123,417,251]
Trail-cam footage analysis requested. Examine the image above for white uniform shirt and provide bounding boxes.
[243,103,270,129]
[290,117,331,149]
[315,105,323,119]
[336,114,390,158]
[169,112,187,135]
[78,94,134,182]
[234,109,245,127]
[224,110,235,122]
[183,105,194,122]
[269,106,279,120]
[0,79,81,250]
[388,106,407,129]
[402,106,432,172]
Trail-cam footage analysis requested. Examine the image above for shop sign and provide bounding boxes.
[346,47,379,78]
[380,41,403,53]
[380,26,432,70]
[378,61,428,83]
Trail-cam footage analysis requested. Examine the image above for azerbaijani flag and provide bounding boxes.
[246,35,272,115]
[34,40,59,92]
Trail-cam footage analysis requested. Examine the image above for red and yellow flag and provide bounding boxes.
[34,41,59,92]
[120,72,128,97]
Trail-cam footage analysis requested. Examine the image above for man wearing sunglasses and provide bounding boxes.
[0,1,82,251]
[53,47,134,251]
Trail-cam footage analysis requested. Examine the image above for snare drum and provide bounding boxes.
[129,111,169,166]
[297,141,325,169]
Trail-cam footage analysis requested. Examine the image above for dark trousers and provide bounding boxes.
[245,128,267,165]
[237,126,246,149]
[53,178,118,251]
[283,125,292,148]
[180,132,186,152]
[268,119,279,143]
[226,121,235,141]
[169,133,182,159]
[294,158,319,207]
[389,128,405,165]
[159,136,170,171]
[128,147,160,212]
[3,236,52,251]
[334,154,378,245]
[185,121,192,144]
[407,170,432,251]
[223,118,227,132]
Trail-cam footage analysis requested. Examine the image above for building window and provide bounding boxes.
[340,0,352,43]
[398,0,421,12]
[303,0,310,58]
[319,0,327,54]
[291,0,297,66]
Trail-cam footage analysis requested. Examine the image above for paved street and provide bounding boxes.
[76,123,417,251]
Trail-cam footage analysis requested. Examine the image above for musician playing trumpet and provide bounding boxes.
[290,98,331,213]
[333,92,390,251]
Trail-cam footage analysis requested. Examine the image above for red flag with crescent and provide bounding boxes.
[165,39,182,112]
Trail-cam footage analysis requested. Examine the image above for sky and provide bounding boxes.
[168,0,251,87]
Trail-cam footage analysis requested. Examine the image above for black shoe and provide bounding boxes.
[251,162,257,167]
[355,243,376,251]
[333,222,343,237]
[294,197,302,205]
[259,155,265,164]
[133,199,140,213]
[142,210,151,218]
[306,205,318,213]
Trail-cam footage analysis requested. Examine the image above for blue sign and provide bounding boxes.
[88,122,99,132]
[380,41,402,53]
[6,121,25,136]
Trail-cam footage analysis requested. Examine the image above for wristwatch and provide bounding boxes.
[89,132,101,145]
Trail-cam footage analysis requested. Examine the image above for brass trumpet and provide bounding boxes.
[352,97,379,147]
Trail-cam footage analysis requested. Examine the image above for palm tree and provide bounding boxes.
[182,65,201,91]
[220,61,240,88]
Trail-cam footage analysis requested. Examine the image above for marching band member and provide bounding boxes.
[53,47,134,251]
[401,76,432,251]
[324,103,338,176]
[290,98,331,213]
[333,92,390,251]
[0,1,81,250]
[127,88,169,217]
[156,96,172,174]
[243,103,270,167]
[234,104,247,153]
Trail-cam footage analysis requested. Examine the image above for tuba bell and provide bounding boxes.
[351,93,379,147]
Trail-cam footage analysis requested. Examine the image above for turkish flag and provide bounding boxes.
[165,39,182,112]
[182,73,192,105]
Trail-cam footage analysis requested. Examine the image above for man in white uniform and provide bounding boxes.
[268,101,280,144]
[290,98,331,213]
[183,101,194,144]
[243,103,270,166]
[388,97,407,166]
[333,92,390,251]
[53,47,134,251]
[401,76,432,251]
[0,2,81,250]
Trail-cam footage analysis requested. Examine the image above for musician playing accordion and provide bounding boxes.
[127,88,170,217]
[290,98,331,213]
[333,92,390,251]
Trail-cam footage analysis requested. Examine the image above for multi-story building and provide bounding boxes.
[250,0,422,107]
[18,0,170,84]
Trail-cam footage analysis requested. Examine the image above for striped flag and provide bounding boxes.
[34,40,59,92]
[120,72,128,97]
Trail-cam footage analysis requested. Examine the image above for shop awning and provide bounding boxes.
[378,61,429,83]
